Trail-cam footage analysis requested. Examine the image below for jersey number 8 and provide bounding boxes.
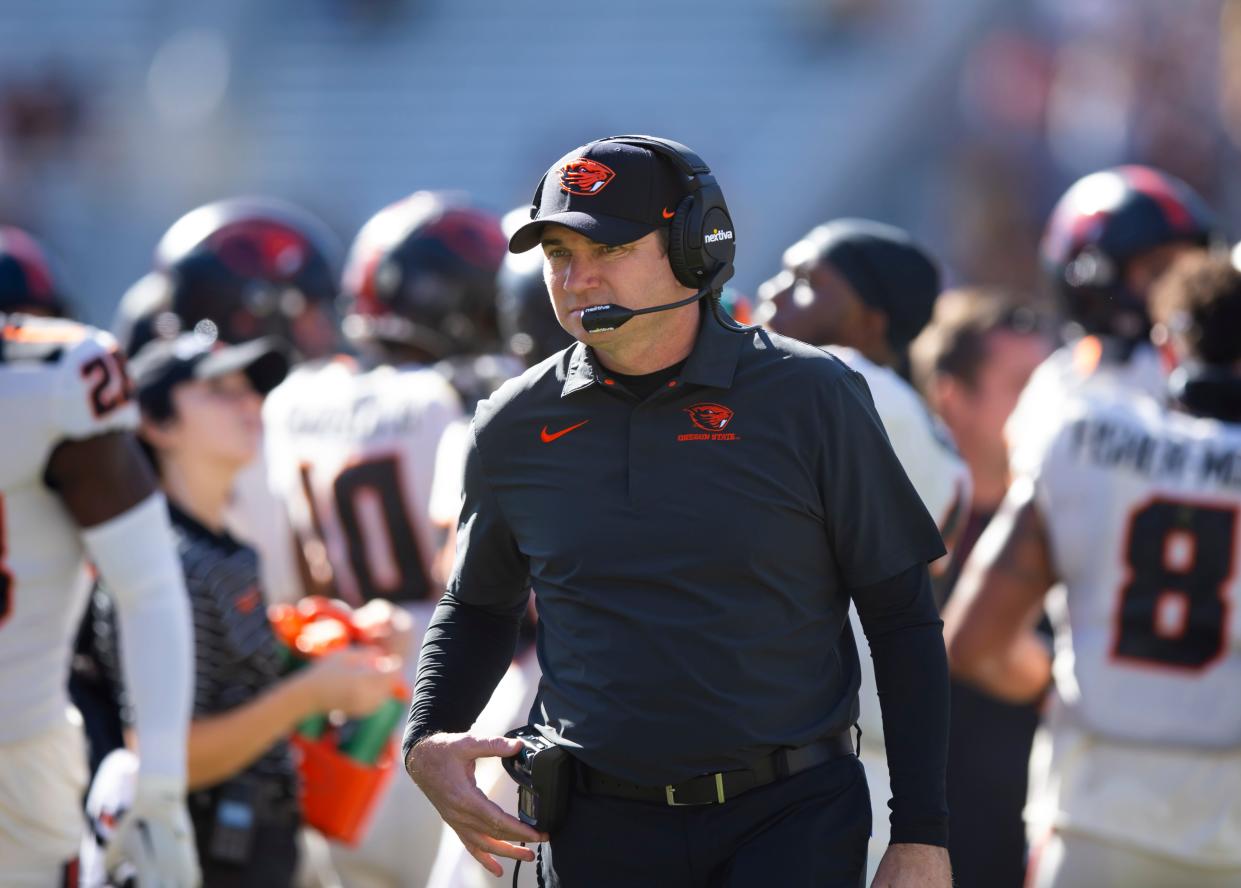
[1113,499,1237,670]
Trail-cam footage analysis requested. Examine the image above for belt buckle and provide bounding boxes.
[664,773,726,806]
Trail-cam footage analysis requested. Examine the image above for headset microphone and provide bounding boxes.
[580,289,708,334]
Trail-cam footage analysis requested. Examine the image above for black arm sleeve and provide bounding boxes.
[402,591,525,760]
[402,421,531,762]
[850,562,950,847]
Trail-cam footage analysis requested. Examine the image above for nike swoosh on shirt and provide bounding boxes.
[540,420,590,443]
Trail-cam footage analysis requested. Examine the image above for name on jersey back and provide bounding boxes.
[284,397,428,438]
[1068,416,1241,489]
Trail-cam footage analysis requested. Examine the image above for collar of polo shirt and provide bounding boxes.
[560,308,747,397]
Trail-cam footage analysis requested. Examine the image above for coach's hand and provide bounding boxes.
[406,732,548,877]
[871,843,951,887]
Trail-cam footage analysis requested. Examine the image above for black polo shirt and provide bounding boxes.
[443,310,944,786]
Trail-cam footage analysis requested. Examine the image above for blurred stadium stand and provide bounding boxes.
[0,0,1235,324]
[0,0,1004,324]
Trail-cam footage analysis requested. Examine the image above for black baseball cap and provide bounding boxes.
[805,219,941,352]
[129,333,290,411]
[508,140,690,253]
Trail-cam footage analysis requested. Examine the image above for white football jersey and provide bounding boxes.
[226,446,301,605]
[1024,397,1241,866]
[826,346,970,531]
[427,417,473,529]
[1033,398,1241,748]
[265,356,464,884]
[262,356,463,608]
[0,316,137,742]
[1007,338,1168,478]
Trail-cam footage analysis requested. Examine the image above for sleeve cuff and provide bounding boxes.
[889,816,949,848]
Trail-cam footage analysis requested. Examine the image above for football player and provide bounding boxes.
[426,204,572,578]
[342,190,516,413]
[0,304,197,885]
[1006,165,1220,475]
[144,196,343,360]
[756,218,969,535]
[944,252,1241,887]
[756,218,970,881]
[264,191,508,888]
[0,225,71,317]
[112,197,349,604]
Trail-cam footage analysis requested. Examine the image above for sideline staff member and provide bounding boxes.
[404,135,952,887]
[82,334,401,887]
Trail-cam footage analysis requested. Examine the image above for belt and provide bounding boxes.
[190,776,302,827]
[576,733,855,807]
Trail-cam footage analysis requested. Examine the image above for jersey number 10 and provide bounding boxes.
[299,457,432,604]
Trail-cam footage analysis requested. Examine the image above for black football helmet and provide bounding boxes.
[340,191,507,359]
[1041,165,1219,339]
[112,270,177,357]
[149,197,343,358]
[0,226,68,317]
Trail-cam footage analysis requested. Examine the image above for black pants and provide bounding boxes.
[190,803,300,888]
[545,754,871,888]
[946,679,1039,888]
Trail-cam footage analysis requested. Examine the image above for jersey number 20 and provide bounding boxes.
[80,349,132,418]
[1113,499,1237,670]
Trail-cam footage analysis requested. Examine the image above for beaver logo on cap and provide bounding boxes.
[684,403,734,432]
[559,159,616,196]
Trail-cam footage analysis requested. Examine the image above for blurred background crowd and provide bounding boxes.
[2,0,1239,324]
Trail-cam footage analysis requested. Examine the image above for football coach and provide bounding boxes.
[403,134,952,888]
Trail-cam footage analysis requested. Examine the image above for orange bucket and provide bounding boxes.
[291,731,397,845]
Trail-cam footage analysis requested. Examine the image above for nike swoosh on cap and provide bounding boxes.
[661,207,676,219]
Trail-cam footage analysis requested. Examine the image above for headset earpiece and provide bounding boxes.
[690,179,735,292]
[598,134,736,294]
[666,193,700,289]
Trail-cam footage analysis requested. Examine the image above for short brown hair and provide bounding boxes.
[910,287,1048,395]
[1152,253,1241,366]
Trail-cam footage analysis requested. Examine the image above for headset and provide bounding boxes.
[530,135,739,333]
[600,134,736,292]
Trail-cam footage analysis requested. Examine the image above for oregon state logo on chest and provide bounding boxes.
[679,403,740,442]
